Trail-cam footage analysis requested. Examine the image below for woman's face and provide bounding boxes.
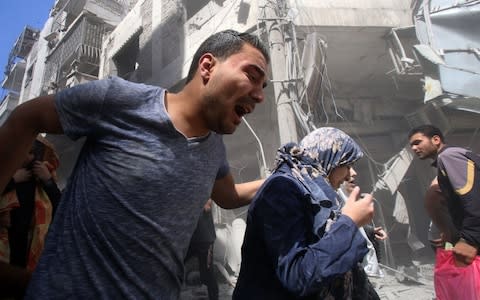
[328,165,352,189]
[344,166,358,194]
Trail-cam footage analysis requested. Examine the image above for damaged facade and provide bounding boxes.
[1,0,479,297]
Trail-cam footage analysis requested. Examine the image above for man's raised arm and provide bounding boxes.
[0,95,62,192]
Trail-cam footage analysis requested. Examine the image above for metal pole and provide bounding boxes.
[261,0,298,144]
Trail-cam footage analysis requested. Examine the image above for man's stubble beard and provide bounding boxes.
[202,93,236,135]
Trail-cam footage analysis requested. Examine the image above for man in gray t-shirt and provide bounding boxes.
[0,30,270,299]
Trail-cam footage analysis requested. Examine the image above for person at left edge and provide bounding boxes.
[0,30,269,299]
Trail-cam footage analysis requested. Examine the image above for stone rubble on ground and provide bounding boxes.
[180,262,436,300]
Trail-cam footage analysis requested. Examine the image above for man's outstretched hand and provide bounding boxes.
[453,239,478,267]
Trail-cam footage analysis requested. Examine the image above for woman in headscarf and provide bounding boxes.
[233,127,378,299]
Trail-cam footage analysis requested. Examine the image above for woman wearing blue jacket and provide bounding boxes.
[233,127,379,299]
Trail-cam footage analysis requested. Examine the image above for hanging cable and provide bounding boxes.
[242,116,269,177]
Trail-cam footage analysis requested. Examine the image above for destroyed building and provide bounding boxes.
[1,0,479,298]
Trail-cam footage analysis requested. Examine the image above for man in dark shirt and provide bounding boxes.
[409,124,480,266]
[185,199,218,300]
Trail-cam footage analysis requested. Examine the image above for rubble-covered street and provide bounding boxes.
[180,260,437,300]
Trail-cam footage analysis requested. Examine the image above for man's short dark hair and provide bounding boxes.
[185,30,270,84]
[408,124,445,142]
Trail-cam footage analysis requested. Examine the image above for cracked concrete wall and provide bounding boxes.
[290,0,413,27]
[101,0,262,85]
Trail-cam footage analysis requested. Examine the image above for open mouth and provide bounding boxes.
[234,105,253,118]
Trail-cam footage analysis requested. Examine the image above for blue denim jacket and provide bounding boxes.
[233,165,367,299]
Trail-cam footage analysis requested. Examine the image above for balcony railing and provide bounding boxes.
[43,13,113,92]
[51,0,126,34]
[386,26,423,77]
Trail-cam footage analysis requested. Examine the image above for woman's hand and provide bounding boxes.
[341,186,374,227]
[374,227,388,240]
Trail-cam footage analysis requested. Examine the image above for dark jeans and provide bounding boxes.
[185,242,219,300]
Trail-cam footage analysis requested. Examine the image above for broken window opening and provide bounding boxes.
[113,34,140,80]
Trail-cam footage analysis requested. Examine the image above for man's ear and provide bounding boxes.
[199,53,215,83]
[432,135,442,146]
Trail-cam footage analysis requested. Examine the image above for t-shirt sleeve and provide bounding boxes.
[216,159,229,179]
[215,137,229,179]
[438,149,472,194]
[438,148,480,246]
[55,77,112,140]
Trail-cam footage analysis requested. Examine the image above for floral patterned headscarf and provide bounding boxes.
[274,127,363,184]
[300,127,363,175]
[272,128,369,299]
[273,127,364,235]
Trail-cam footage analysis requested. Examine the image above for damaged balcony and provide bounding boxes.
[411,0,480,111]
[43,12,115,93]
[2,26,39,95]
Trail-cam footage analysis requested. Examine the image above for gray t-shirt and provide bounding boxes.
[25,77,229,299]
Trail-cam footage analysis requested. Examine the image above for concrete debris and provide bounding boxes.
[370,263,435,300]
[180,263,436,300]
